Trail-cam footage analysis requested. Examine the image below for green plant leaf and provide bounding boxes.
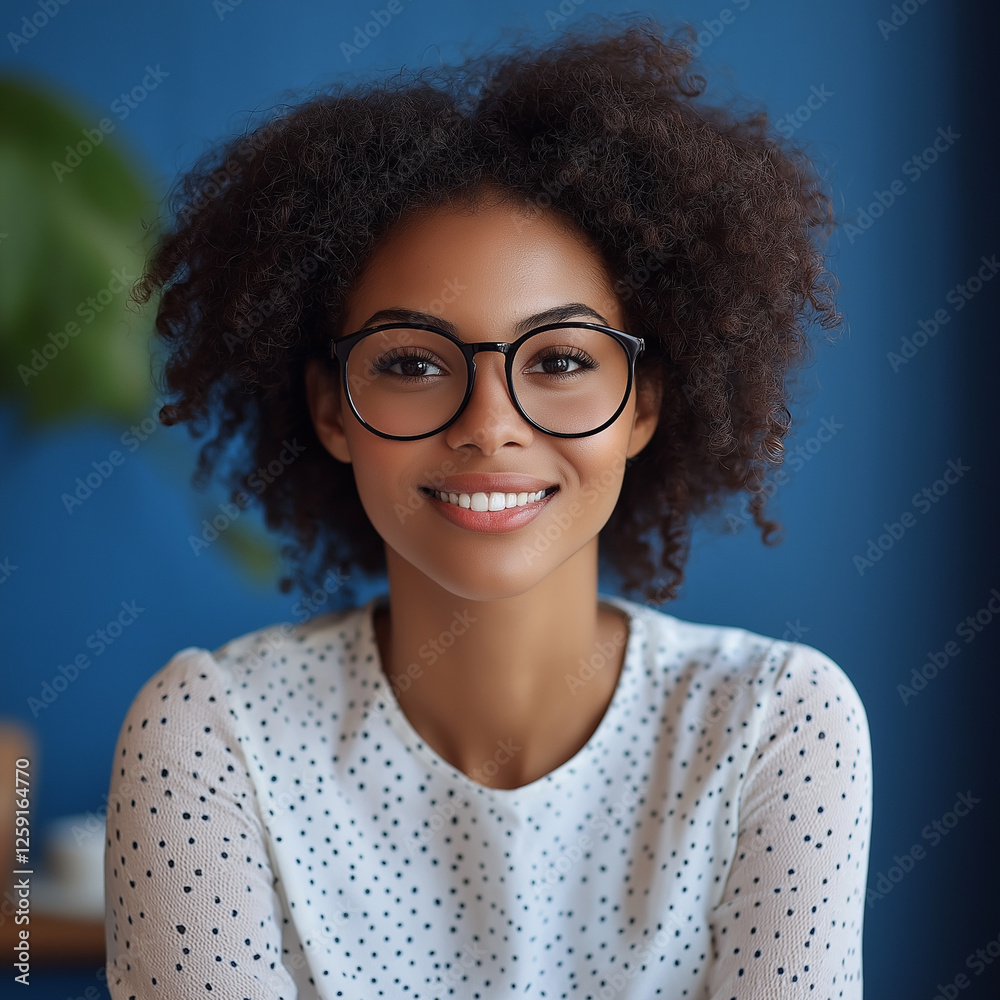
[0,76,162,425]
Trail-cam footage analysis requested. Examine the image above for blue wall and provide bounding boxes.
[1,1,997,997]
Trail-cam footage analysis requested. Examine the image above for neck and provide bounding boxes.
[372,539,630,789]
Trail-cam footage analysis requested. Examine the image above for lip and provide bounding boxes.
[420,474,557,494]
[419,483,559,534]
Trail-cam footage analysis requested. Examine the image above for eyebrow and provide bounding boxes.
[349,303,612,339]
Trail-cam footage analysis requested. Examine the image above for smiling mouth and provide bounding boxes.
[419,486,559,511]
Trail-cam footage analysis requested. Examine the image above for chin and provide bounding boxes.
[385,541,568,604]
[418,566,552,606]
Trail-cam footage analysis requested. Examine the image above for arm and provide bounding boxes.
[706,642,873,999]
[104,649,298,1000]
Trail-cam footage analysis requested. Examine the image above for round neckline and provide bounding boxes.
[358,591,643,802]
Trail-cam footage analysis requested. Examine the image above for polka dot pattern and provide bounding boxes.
[105,592,872,999]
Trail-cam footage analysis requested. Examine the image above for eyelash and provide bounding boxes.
[369,346,600,379]
[369,349,443,378]
[530,347,599,374]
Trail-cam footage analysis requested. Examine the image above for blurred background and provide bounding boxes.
[1,1,997,997]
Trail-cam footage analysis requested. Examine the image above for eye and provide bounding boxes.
[371,350,447,379]
[524,347,599,377]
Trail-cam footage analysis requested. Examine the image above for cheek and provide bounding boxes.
[345,436,452,547]
[572,442,633,526]
[342,435,405,531]
[575,429,632,490]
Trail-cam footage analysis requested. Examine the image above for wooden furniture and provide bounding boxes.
[0,721,106,967]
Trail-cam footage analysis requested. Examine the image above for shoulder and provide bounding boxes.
[612,594,786,678]
[767,638,869,732]
[116,645,227,741]
[628,601,872,834]
[116,601,374,744]
[208,601,371,685]
[749,637,872,787]
[608,594,869,744]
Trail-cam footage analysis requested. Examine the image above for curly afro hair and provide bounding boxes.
[134,13,842,607]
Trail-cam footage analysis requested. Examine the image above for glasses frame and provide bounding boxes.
[329,321,646,441]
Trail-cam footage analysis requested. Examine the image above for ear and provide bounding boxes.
[304,359,352,464]
[626,371,662,460]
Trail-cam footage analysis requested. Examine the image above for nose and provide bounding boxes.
[442,348,534,454]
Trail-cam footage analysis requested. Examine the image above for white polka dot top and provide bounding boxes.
[105,591,872,1000]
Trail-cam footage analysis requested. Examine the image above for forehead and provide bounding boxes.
[341,196,622,334]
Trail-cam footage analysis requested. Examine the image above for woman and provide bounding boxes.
[105,17,872,999]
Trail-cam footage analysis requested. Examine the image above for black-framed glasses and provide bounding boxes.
[329,321,645,440]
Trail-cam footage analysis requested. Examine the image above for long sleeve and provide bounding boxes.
[705,642,873,999]
[104,649,298,1000]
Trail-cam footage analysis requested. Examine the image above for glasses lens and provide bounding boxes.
[342,325,630,438]
[344,328,467,438]
[513,326,630,435]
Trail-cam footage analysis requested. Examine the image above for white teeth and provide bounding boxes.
[431,488,551,509]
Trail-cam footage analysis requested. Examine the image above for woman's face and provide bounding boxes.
[305,190,660,602]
